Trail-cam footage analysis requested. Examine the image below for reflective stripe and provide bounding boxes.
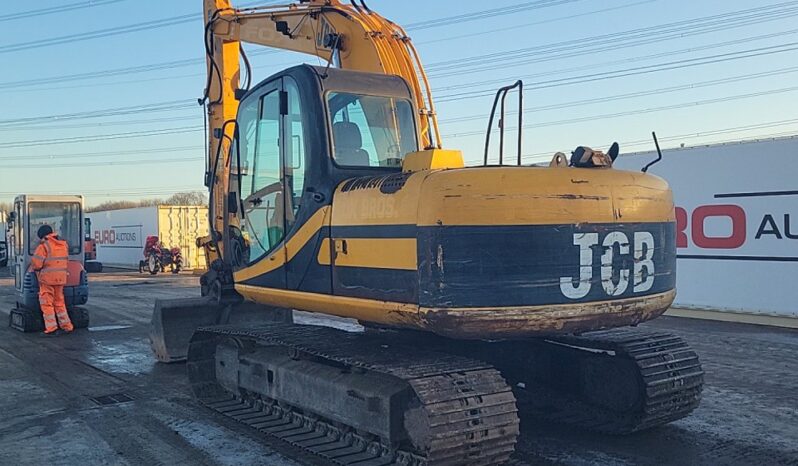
[32,254,46,260]
[42,267,68,272]
[44,256,69,262]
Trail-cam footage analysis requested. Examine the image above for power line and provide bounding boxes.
[0,14,197,55]
[0,0,282,54]
[0,48,281,91]
[0,115,201,132]
[5,31,797,129]
[429,1,798,69]
[7,34,794,128]
[435,41,798,103]
[2,156,203,169]
[2,57,301,95]
[433,26,798,93]
[0,146,203,161]
[0,100,194,127]
[0,0,124,22]
[519,118,798,161]
[419,0,655,46]
[405,0,583,30]
[0,0,627,90]
[3,0,796,100]
[3,0,784,95]
[0,126,202,149]
[427,3,798,76]
[4,42,797,145]
[440,64,798,124]
[443,85,798,138]
[0,0,560,87]
[0,0,555,54]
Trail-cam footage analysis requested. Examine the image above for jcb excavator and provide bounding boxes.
[150,1,704,464]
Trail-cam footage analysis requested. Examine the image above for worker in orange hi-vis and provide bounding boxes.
[30,225,74,335]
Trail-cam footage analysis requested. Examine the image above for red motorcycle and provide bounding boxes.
[139,236,183,275]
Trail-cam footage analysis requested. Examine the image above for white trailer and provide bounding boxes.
[88,205,208,270]
[615,136,798,319]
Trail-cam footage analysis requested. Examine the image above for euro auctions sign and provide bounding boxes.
[615,136,798,317]
[94,226,141,247]
[676,200,797,257]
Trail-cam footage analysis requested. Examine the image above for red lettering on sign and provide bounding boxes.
[691,204,746,249]
[675,207,688,248]
[100,229,116,245]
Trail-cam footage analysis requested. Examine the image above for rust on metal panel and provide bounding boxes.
[417,290,675,339]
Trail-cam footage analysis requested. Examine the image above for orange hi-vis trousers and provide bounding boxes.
[39,284,74,333]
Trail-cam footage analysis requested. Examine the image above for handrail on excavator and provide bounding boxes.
[483,80,523,166]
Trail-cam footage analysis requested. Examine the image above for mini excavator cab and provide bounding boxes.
[7,195,90,332]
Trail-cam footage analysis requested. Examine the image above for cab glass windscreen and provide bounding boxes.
[28,202,82,255]
[327,92,417,167]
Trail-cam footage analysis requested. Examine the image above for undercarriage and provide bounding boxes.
[171,312,703,464]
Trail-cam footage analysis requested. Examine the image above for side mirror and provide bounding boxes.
[8,212,16,222]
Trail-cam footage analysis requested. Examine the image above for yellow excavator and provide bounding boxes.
[150,1,704,464]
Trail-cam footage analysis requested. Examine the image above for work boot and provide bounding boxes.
[43,330,59,336]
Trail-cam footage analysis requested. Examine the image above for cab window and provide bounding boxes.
[27,202,81,255]
[327,92,417,168]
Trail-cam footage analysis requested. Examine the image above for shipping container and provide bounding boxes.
[614,136,797,318]
[88,205,208,270]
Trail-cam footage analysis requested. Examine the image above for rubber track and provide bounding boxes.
[529,328,704,434]
[187,323,520,465]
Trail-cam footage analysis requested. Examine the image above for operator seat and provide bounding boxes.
[332,121,370,166]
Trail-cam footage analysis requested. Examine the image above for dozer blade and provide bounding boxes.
[150,297,292,363]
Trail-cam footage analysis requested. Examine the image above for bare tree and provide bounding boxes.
[85,191,207,213]
[165,191,207,206]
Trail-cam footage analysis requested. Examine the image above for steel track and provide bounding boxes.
[513,328,704,434]
[187,323,520,465]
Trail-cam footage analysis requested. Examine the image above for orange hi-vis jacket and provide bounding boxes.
[31,234,69,285]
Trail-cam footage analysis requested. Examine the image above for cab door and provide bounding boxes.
[232,75,323,292]
[235,80,288,288]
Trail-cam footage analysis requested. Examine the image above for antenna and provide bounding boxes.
[642,131,663,173]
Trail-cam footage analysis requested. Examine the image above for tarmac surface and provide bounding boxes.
[0,271,796,466]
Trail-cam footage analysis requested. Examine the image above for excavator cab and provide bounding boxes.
[225,65,418,277]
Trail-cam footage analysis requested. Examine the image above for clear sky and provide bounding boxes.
[1,0,796,207]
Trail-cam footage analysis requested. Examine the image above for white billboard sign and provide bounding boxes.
[615,137,797,317]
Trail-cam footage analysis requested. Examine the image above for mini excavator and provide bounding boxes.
[150,1,704,464]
